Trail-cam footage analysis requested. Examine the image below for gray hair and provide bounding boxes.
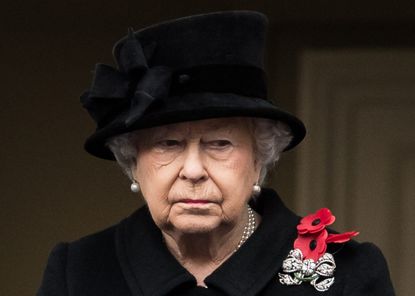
[106,118,292,185]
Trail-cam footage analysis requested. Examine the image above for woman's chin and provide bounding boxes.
[170,215,223,234]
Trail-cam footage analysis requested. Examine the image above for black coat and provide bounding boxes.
[37,189,395,295]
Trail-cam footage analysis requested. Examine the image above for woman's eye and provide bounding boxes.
[208,140,232,149]
[163,140,180,146]
[155,140,182,149]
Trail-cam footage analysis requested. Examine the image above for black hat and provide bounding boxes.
[81,11,306,160]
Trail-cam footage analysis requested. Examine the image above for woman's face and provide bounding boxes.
[133,117,260,235]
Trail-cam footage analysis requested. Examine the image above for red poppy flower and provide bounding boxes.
[326,231,359,244]
[297,208,336,234]
[294,229,328,261]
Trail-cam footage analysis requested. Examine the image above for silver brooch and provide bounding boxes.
[278,249,336,292]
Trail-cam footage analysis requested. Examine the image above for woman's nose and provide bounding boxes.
[178,144,208,183]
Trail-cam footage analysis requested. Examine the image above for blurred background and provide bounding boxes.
[1,1,414,295]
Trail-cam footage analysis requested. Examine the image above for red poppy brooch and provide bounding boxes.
[278,208,359,292]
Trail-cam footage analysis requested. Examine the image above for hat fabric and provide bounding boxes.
[81,11,306,160]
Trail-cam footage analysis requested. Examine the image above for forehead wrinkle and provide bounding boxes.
[195,119,246,137]
[154,121,225,138]
[203,124,232,134]
[139,117,252,142]
[141,124,187,141]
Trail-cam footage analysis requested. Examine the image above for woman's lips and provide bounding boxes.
[180,199,211,204]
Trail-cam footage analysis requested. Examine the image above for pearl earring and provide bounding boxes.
[252,182,261,197]
[130,181,140,193]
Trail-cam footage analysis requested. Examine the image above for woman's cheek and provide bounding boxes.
[141,176,173,226]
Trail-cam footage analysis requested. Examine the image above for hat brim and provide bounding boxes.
[84,92,306,160]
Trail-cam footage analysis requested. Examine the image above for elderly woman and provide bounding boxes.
[38,11,395,296]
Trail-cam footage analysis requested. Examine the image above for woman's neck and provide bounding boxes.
[161,209,261,286]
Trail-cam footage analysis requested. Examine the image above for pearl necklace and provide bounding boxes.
[235,205,256,251]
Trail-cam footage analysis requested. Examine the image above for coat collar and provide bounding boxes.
[115,188,300,296]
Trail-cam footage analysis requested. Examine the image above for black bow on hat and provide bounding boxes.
[81,29,172,129]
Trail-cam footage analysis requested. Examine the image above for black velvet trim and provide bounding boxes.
[82,64,267,129]
[170,65,267,99]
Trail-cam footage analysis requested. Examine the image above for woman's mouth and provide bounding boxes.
[180,199,211,204]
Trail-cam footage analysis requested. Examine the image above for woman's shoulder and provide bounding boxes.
[63,205,149,251]
[335,239,390,275]
[68,223,118,249]
[63,224,119,265]
[37,208,149,296]
[334,240,395,294]
[337,239,387,263]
